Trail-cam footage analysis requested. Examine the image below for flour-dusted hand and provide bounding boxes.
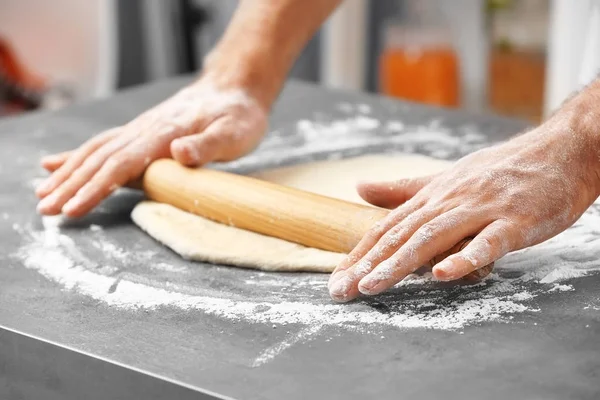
[35,77,268,217]
[328,84,600,302]
[35,0,343,218]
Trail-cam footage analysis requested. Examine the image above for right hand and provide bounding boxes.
[35,74,269,218]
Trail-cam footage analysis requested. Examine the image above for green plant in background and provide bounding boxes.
[486,0,515,51]
[486,0,513,12]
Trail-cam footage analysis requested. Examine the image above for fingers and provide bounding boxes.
[329,196,426,280]
[463,263,495,281]
[329,206,492,302]
[37,134,136,215]
[171,129,227,167]
[62,117,258,217]
[432,220,512,281]
[356,208,488,297]
[60,135,169,218]
[357,174,437,209]
[427,239,495,282]
[328,202,439,302]
[41,151,72,172]
[35,128,120,198]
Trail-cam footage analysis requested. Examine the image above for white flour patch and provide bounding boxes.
[226,115,487,172]
[512,291,535,301]
[336,102,372,115]
[14,201,600,333]
[90,235,128,262]
[252,325,323,367]
[548,283,574,292]
[150,262,189,274]
[10,114,600,365]
[12,193,600,369]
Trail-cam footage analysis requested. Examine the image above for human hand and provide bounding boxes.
[35,75,268,217]
[328,125,600,302]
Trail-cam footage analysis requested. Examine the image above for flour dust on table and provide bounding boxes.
[14,157,600,336]
[131,154,450,272]
[9,113,600,367]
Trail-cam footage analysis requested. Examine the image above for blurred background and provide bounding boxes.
[0,0,593,123]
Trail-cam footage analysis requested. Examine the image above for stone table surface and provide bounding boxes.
[0,77,598,400]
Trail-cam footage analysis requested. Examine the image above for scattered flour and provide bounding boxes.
[14,199,600,332]
[548,284,575,292]
[512,291,535,301]
[150,262,189,274]
[386,121,405,132]
[10,114,600,366]
[336,102,372,115]
[252,325,323,367]
[225,114,487,172]
[91,239,128,262]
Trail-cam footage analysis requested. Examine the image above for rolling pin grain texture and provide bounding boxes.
[143,159,388,254]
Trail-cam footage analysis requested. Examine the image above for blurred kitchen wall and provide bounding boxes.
[117,0,322,88]
[0,0,554,120]
[124,0,487,112]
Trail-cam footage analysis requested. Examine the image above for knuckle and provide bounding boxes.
[369,217,392,238]
[380,225,404,249]
[104,154,134,176]
[69,166,92,183]
[415,223,436,242]
[104,156,124,171]
[479,236,498,251]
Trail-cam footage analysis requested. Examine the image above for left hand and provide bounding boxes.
[327,124,600,302]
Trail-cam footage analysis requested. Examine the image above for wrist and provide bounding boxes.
[192,0,341,113]
[198,43,282,112]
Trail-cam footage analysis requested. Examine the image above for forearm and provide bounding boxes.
[199,0,342,110]
[543,78,600,194]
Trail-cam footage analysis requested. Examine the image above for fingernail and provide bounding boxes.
[36,193,58,213]
[329,274,354,302]
[328,257,354,289]
[62,197,81,215]
[432,260,453,281]
[358,261,393,295]
[358,280,386,296]
[358,275,382,295]
[327,272,342,290]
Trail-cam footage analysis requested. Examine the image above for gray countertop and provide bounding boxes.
[0,77,598,400]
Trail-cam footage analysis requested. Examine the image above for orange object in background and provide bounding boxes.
[378,0,460,109]
[0,37,45,90]
[0,37,47,114]
[488,49,545,123]
[380,44,459,107]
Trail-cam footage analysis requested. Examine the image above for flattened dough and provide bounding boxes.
[132,154,452,272]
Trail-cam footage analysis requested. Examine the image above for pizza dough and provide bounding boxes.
[131,154,452,272]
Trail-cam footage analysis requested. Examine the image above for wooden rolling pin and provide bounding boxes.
[142,159,493,280]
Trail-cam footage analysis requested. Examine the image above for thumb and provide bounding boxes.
[357,174,437,209]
